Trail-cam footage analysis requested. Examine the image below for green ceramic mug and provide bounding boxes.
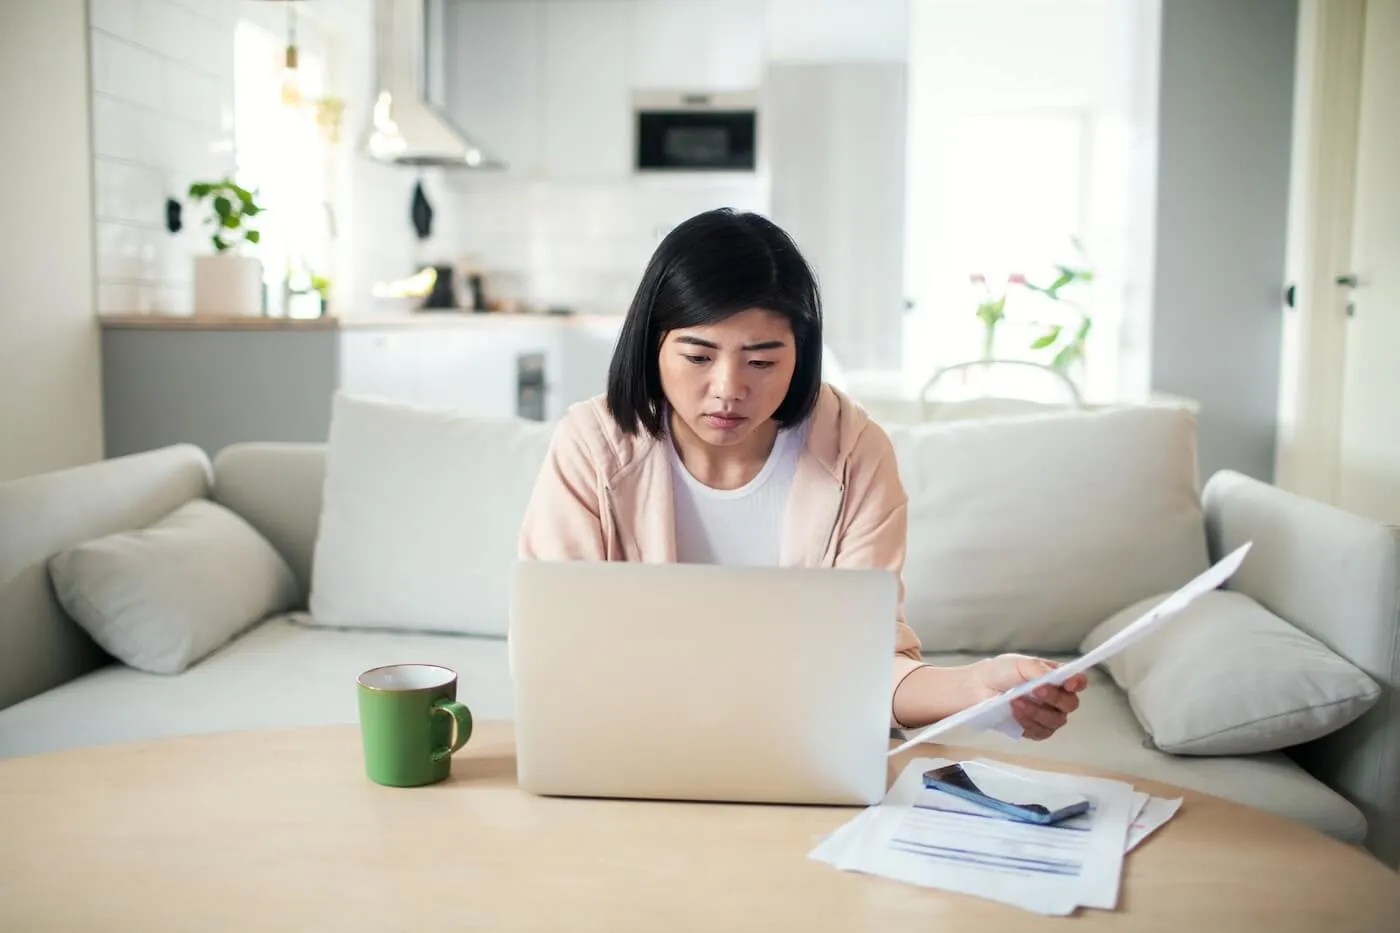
[356,663,474,787]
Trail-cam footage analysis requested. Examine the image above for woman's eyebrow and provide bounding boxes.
[674,335,787,351]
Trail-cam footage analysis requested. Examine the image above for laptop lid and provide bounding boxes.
[508,560,897,806]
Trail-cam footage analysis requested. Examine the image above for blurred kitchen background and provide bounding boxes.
[7,0,1308,489]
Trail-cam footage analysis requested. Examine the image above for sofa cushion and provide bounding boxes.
[886,405,1211,653]
[308,393,556,638]
[47,499,297,675]
[0,614,515,759]
[1082,589,1382,755]
[917,654,1368,844]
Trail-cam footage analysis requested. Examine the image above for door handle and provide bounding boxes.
[1336,274,1359,317]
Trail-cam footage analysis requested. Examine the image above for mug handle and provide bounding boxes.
[430,699,474,761]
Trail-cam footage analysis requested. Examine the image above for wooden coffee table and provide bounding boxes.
[2,720,1396,931]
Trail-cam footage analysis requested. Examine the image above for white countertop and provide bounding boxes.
[97,311,625,331]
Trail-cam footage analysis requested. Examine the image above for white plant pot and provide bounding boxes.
[193,253,263,317]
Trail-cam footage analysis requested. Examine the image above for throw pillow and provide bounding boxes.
[887,404,1211,654]
[307,392,557,637]
[48,498,297,675]
[1081,589,1381,755]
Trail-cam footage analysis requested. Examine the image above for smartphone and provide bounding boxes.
[921,761,1091,825]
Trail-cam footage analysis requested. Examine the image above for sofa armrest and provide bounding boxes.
[1204,470,1400,869]
[0,445,212,712]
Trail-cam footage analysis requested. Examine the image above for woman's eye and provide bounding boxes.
[749,360,775,369]
[684,355,710,364]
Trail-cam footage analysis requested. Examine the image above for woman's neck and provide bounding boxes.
[669,411,780,490]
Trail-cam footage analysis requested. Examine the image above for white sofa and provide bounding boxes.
[1,393,1397,871]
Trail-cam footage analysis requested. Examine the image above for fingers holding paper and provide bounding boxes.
[976,655,1087,741]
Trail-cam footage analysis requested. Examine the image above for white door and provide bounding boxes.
[1336,0,1400,524]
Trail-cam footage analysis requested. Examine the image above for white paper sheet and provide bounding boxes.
[820,757,1136,916]
[1126,795,1183,851]
[809,758,1185,914]
[889,542,1253,755]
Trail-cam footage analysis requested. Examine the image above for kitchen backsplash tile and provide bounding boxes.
[90,33,164,111]
[445,175,768,314]
[164,63,228,129]
[89,0,141,43]
[89,0,236,317]
[94,159,164,225]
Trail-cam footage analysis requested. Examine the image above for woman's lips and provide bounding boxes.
[702,413,747,430]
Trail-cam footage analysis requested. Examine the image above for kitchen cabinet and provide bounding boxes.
[339,323,567,418]
[98,315,622,459]
[441,0,764,180]
[540,0,631,180]
[767,61,908,371]
[627,0,764,91]
[442,0,543,177]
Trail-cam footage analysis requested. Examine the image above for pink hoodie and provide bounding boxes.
[516,383,927,720]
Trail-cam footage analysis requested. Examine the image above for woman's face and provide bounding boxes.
[658,308,797,449]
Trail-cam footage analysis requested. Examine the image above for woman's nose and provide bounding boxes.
[710,358,745,400]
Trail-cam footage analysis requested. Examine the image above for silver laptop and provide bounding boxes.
[508,560,897,806]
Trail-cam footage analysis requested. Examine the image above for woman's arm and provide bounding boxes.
[827,422,957,727]
[518,413,608,561]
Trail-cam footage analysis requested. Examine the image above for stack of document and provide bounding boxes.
[810,757,1182,916]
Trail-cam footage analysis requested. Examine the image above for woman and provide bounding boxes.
[518,208,1084,736]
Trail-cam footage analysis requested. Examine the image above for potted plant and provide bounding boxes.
[188,178,265,317]
[1020,259,1094,379]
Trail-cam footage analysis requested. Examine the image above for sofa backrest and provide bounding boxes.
[0,444,212,710]
[209,401,1211,653]
[212,443,329,607]
[887,403,1211,653]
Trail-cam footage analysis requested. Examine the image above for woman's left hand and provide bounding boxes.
[968,654,1087,741]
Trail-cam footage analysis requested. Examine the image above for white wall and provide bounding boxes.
[1150,0,1297,482]
[0,0,104,481]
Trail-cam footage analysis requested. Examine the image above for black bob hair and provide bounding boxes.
[605,208,824,438]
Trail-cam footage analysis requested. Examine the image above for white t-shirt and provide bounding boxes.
[670,420,808,566]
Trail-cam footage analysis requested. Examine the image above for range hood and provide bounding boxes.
[361,0,505,169]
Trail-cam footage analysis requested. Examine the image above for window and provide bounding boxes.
[903,108,1093,397]
[233,13,339,318]
[899,0,1151,406]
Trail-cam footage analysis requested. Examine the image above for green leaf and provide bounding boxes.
[1030,326,1061,349]
[188,182,213,198]
[1044,270,1074,298]
[1052,344,1081,370]
[245,230,261,244]
[975,296,1006,327]
[222,214,239,229]
[211,234,227,252]
[1075,316,1093,340]
[214,195,232,219]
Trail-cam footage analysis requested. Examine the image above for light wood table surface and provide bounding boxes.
[2,720,1397,932]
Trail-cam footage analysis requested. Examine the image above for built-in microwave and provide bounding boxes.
[633,90,758,173]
